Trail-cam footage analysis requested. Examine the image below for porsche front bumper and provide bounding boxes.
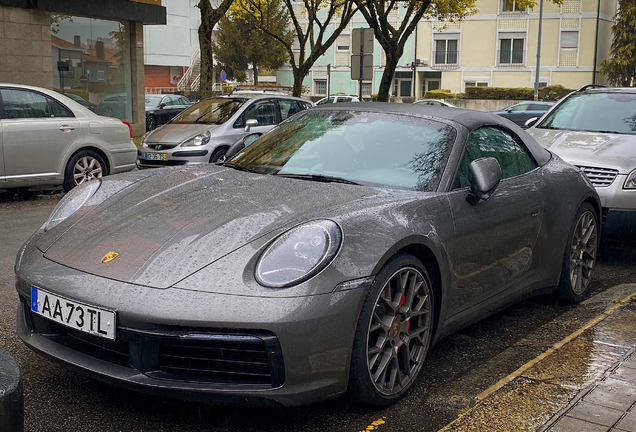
[15,251,368,407]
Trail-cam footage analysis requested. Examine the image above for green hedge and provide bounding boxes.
[462,85,573,101]
[424,90,462,99]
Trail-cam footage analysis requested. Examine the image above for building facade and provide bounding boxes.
[144,0,201,94]
[0,0,166,136]
[275,0,616,98]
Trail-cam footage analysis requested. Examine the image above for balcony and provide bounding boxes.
[431,51,459,70]
[497,50,525,68]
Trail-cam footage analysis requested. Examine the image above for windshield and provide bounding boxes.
[145,96,162,106]
[171,98,247,125]
[228,110,456,191]
[538,92,636,134]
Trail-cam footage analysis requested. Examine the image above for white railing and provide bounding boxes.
[191,74,201,91]
[177,46,201,91]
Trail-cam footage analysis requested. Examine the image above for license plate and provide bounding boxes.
[144,152,167,161]
[31,287,116,340]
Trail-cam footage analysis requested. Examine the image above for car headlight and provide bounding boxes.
[255,220,342,288]
[180,131,211,147]
[624,169,636,189]
[43,180,101,231]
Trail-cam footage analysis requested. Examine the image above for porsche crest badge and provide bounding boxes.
[102,252,119,263]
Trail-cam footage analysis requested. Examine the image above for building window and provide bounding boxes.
[499,38,524,65]
[314,79,327,95]
[502,0,524,13]
[335,35,350,67]
[361,82,372,96]
[434,39,458,65]
[465,81,489,88]
[560,31,578,49]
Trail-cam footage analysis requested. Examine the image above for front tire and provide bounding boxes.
[556,202,599,304]
[146,115,157,131]
[348,253,434,406]
[63,150,107,192]
[210,147,227,163]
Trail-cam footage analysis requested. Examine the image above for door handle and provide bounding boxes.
[528,204,540,217]
[59,125,75,132]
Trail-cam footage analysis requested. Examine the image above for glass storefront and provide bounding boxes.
[51,16,132,121]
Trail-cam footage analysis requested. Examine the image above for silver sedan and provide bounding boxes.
[0,84,137,192]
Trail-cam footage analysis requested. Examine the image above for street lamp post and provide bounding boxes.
[534,0,544,101]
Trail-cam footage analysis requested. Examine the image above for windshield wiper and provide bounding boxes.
[221,162,259,173]
[275,173,361,185]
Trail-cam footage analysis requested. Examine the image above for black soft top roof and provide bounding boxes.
[312,103,552,166]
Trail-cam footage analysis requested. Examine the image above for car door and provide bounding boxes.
[445,126,543,317]
[0,120,4,184]
[156,95,173,125]
[1,88,80,181]
[166,96,185,121]
[501,103,530,126]
[237,99,280,134]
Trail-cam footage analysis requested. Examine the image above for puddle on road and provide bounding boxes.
[439,301,636,432]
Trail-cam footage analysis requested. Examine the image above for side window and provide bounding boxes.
[180,97,191,106]
[1,89,49,119]
[163,96,174,106]
[454,127,538,189]
[510,103,529,112]
[337,97,352,103]
[243,101,277,126]
[317,97,334,105]
[528,103,549,111]
[47,98,73,117]
[279,99,302,121]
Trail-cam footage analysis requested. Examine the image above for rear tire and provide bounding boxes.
[348,253,434,406]
[555,202,599,304]
[63,150,107,192]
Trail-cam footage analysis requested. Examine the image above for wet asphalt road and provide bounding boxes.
[0,193,634,432]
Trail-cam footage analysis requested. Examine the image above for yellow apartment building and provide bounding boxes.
[413,0,617,97]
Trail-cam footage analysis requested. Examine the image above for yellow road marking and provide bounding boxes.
[475,290,636,401]
[359,417,386,432]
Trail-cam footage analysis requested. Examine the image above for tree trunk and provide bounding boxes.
[377,49,400,102]
[292,68,304,97]
[198,1,214,99]
[253,63,259,86]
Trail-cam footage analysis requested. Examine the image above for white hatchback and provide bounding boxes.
[0,84,137,192]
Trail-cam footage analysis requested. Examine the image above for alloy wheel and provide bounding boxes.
[147,116,156,131]
[73,156,103,186]
[366,267,432,396]
[569,210,598,295]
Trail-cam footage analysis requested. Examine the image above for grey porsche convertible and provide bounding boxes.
[15,104,600,407]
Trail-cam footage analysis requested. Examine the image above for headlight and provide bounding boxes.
[624,170,636,189]
[255,220,342,288]
[180,131,211,147]
[43,180,101,231]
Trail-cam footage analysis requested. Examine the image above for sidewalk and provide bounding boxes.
[439,284,636,432]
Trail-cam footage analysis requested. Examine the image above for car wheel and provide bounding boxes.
[348,253,434,406]
[556,202,599,304]
[210,148,227,163]
[146,115,157,131]
[63,150,107,192]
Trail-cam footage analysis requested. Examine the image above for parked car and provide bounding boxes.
[0,84,136,192]
[137,94,313,167]
[16,104,600,408]
[526,86,636,215]
[414,99,456,107]
[96,93,127,119]
[145,94,191,131]
[315,95,360,105]
[491,101,555,127]
[59,92,98,113]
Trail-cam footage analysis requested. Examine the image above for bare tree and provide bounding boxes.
[197,0,235,98]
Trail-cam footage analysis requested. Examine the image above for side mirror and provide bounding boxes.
[245,118,258,132]
[524,117,539,128]
[159,103,166,109]
[466,157,502,205]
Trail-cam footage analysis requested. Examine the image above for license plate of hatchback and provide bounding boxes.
[30,287,116,340]
[144,152,167,161]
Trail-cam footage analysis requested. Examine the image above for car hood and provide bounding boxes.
[144,124,218,144]
[42,166,392,289]
[527,128,636,173]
